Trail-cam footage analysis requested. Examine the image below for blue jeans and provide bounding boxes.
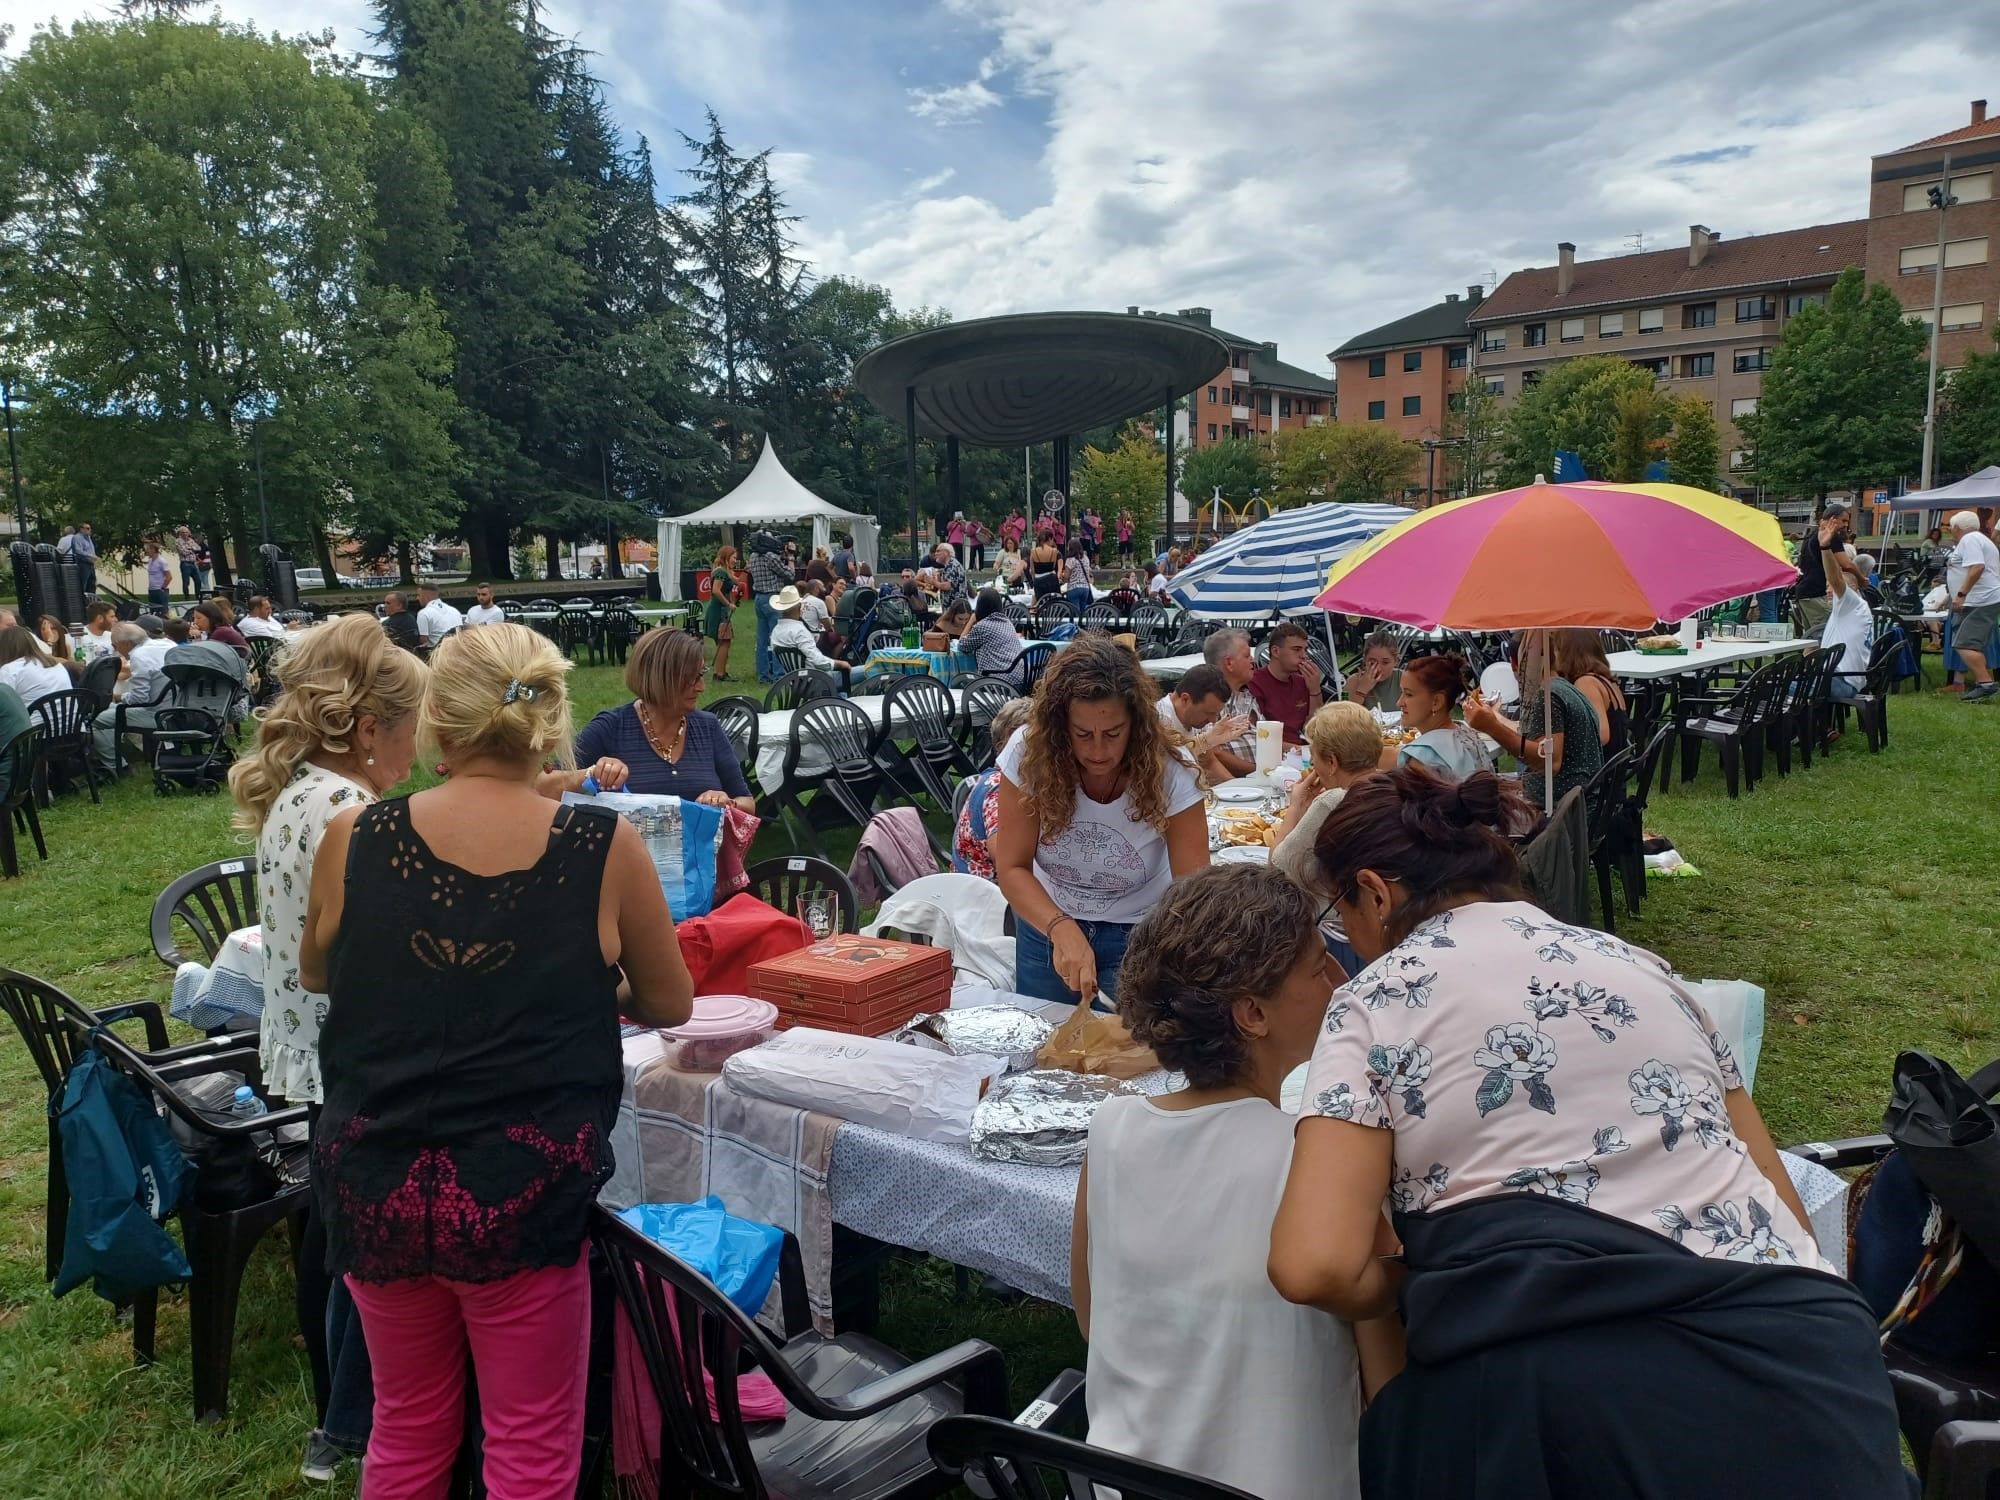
[754,592,777,682]
[1066,586,1094,614]
[1015,917,1132,1007]
[321,1279,374,1455]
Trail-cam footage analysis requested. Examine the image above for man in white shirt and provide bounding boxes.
[798,579,831,635]
[1946,509,2000,701]
[769,585,850,686]
[238,596,288,640]
[463,582,507,627]
[73,601,119,661]
[93,621,174,769]
[1156,664,1252,780]
[1817,516,1872,703]
[415,583,464,646]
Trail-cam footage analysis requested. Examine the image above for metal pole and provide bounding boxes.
[904,386,920,568]
[1425,441,1438,507]
[1161,389,1174,556]
[254,416,271,549]
[947,434,961,567]
[1920,156,1954,492]
[3,379,24,540]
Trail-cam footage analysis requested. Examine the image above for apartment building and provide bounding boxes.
[1329,288,1481,443]
[1135,306,1337,449]
[1865,100,2000,371]
[1467,220,1867,491]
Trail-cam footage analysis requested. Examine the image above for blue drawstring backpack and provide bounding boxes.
[618,1198,784,1315]
[52,1044,192,1303]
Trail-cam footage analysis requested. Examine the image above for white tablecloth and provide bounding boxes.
[1605,637,1811,682]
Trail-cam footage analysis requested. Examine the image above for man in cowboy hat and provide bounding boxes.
[769,584,851,688]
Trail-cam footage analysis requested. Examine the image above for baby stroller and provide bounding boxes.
[150,658,246,796]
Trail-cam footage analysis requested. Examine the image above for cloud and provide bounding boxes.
[908,76,1003,125]
[1657,145,1756,167]
[911,167,958,194]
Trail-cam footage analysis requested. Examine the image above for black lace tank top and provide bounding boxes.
[314,799,622,1284]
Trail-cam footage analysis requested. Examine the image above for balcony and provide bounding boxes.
[1230,404,1252,421]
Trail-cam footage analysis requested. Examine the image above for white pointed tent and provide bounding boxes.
[654,439,878,599]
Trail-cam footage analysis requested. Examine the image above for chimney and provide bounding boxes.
[1974,99,1989,126]
[1689,224,1718,269]
[1445,292,1459,304]
[1177,306,1212,326]
[1556,242,1575,296]
[1126,304,1139,315]
[1467,284,1485,304]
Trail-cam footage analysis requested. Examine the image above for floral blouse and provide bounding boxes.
[1302,900,1830,1272]
[258,762,375,1103]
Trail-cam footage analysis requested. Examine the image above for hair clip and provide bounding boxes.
[503,678,537,704]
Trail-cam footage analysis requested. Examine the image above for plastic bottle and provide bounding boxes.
[580,774,601,795]
[229,1085,267,1120]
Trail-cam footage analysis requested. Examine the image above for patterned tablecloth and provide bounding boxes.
[169,927,266,1032]
[854,646,976,682]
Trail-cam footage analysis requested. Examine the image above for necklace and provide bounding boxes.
[636,702,688,766]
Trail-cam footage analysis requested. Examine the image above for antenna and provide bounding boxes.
[1626,230,1645,252]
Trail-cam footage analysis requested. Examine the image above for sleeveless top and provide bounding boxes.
[1576,671,1631,751]
[315,799,623,1284]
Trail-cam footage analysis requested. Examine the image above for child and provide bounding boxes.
[1071,865,1400,1499]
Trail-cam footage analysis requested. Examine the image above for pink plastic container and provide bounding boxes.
[663,995,779,1071]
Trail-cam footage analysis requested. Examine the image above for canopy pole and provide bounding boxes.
[947,435,961,566]
[1054,435,1071,541]
[904,385,919,569]
[1542,632,1555,815]
[1160,388,1174,558]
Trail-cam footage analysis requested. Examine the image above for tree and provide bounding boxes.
[1178,437,1271,511]
[1609,386,1672,482]
[1665,395,1723,491]
[1072,436,1166,554]
[674,111,768,469]
[1940,328,2000,479]
[1269,424,1420,505]
[1441,380,1504,498]
[1738,266,1926,500]
[1497,356,1657,486]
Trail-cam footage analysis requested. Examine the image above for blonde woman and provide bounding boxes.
[227,610,427,1481]
[1270,700,1387,977]
[993,633,1208,1003]
[300,623,693,1498]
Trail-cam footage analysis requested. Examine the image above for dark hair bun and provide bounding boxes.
[1396,767,1515,845]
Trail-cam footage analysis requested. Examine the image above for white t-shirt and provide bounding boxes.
[1147,573,1169,598]
[0,656,70,709]
[464,603,507,627]
[799,594,830,633]
[1154,694,1191,733]
[1948,530,2000,608]
[1823,585,1873,678]
[1085,1095,1361,1499]
[416,598,464,644]
[73,628,117,661]
[238,615,287,640]
[996,728,1202,924]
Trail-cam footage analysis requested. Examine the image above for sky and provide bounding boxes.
[4,0,1997,372]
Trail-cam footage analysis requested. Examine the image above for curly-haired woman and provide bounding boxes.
[1072,865,1400,1498]
[992,633,1207,1003]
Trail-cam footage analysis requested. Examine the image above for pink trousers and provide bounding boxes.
[346,1257,590,1500]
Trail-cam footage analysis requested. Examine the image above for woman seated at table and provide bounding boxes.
[194,599,250,651]
[1464,629,1603,805]
[1269,764,1904,1499]
[953,697,1032,879]
[1553,627,1629,748]
[993,632,1208,1004]
[33,614,76,664]
[1271,701,1387,977]
[935,597,973,644]
[960,589,1024,676]
[1028,528,1063,599]
[1063,540,1094,613]
[301,623,693,1499]
[1386,655,1492,780]
[1074,865,1399,1500]
[567,627,755,811]
[994,540,1025,587]
[0,625,75,707]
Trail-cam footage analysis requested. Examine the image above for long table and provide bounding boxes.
[1605,636,1811,682]
[754,688,968,789]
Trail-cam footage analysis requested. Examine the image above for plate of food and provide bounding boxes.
[1635,633,1687,655]
[1211,779,1276,805]
[1212,809,1279,848]
[1214,845,1270,865]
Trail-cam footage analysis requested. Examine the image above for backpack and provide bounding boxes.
[52,1045,193,1303]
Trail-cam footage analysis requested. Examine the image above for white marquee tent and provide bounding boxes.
[654,439,879,599]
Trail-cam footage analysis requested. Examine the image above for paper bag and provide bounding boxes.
[1035,994,1160,1079]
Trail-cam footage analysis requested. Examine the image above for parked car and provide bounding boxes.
[293,567,326,591]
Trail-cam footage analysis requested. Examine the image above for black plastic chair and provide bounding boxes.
[744,854,861,936]
[1790,648,1841,769]
[245,637,283,707]
[773,700,889,859]
[151,857,260,968]
[29,688,100,804]
[867,631,905,654]
[708,695,763,788]
[1617,724,1672,917]
[1004,601,1033,631]
[1671,659,1784,797]
[880,676,972,810]
[1758,653,1811,778]
[773,643,810,678]
[89,1025,309,1425]
[927,1373,1259,1500]
[1831,633,1901,754]
[1007,643,1057,696]
[0,725,47,877]
[764,669,838,714]
[597,607,643,666]
[1580,746,1634,935]
[78,651,121,715]
[594,1206,1007,1500]
[959,676,1020,768]
[1079,602,1121,631]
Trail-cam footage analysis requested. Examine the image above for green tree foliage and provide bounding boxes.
[1441,380,1504,498]
[1609,386,1672,483]
[1269,423,1420,506]
[1178,436,1271,510]
[1072,436,1166,553]
[1666,395,1724,491]
[1737,266,1926,499]
[1497,356,1657,485]
[1940,328,2000,478]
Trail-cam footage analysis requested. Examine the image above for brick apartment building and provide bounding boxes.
[1134,307,1336,450]
[1329,288,1483,502]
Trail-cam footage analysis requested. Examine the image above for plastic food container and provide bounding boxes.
[663,995,779,1071]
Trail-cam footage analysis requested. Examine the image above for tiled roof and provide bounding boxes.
[1333,296,1480,357]
[1470,220,1867,323]
[1248,348,1336,394]
[1890,115,2000,154]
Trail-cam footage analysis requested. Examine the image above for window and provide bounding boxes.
[1366,400,1386,420]
[1480,331,1507,352]
[1524,323,1547,347]
[1683,302,1717,328]
[1630,357,1668,378]
[1447,344,1468,368]
[1639,307,1664,333]
[1943,301,1985,331]
[1732,348,1771,373]
[1681,352,1715,378]
[1367,354,1387,377]
[1904,171,1993,212]
[1207,385,1217,402]
[1901,237,1991,274]
[1232,351,1249,369]
[1599,313,1624,338]
[1731,396,1759,418]
[1735,296,1776,322]
[1520,370,1541,390]
[1206,423,1217,441]
[1484,374,1506,396]
[1448,390,1466,412]
[1729,450,1752,471]
[1231,387,1246,407]
[1560,318,1586,342]
[1783,291,1825,316]
[1403,349,1423,373]
[1402,395,1421,416]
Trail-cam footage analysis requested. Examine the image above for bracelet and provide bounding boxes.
[1047,914,1078,940]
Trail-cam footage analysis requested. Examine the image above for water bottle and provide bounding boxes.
[229,1085,267,1121]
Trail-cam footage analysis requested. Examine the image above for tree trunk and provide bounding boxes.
[604,514,624,578]
[396,539,416,586]
[543,529,563,582]
[313,529,339,584]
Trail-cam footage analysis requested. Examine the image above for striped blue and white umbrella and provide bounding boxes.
[1167,501,1414,618]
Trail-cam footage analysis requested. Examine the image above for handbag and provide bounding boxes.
[51,1044,193,1303]
[1884,1051,2000,1262]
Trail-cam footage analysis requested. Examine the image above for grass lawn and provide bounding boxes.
[1,617,1996,1496]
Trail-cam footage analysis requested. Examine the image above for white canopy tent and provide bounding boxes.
[1888,464,2000,512]
[654,439,878,599]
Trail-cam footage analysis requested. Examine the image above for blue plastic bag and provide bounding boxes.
[564,792,723,920]
[618,1197,784,1315]
[52,1047,193,1303]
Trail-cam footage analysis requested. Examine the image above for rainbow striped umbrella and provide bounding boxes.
[1314,479,1796,630]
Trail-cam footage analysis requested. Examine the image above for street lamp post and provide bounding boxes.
[1920,158,1957,493]
[3,379,24,541]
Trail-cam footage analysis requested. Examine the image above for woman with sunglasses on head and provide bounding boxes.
[1267,764,1903,1499]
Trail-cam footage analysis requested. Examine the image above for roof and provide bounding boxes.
[1470,220,1868,324]
[1890,115,2000,155]
[854,311,1229,446]
[666,439,868,526]
[1146,310,1336,392]
[1333,296,1479,358]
